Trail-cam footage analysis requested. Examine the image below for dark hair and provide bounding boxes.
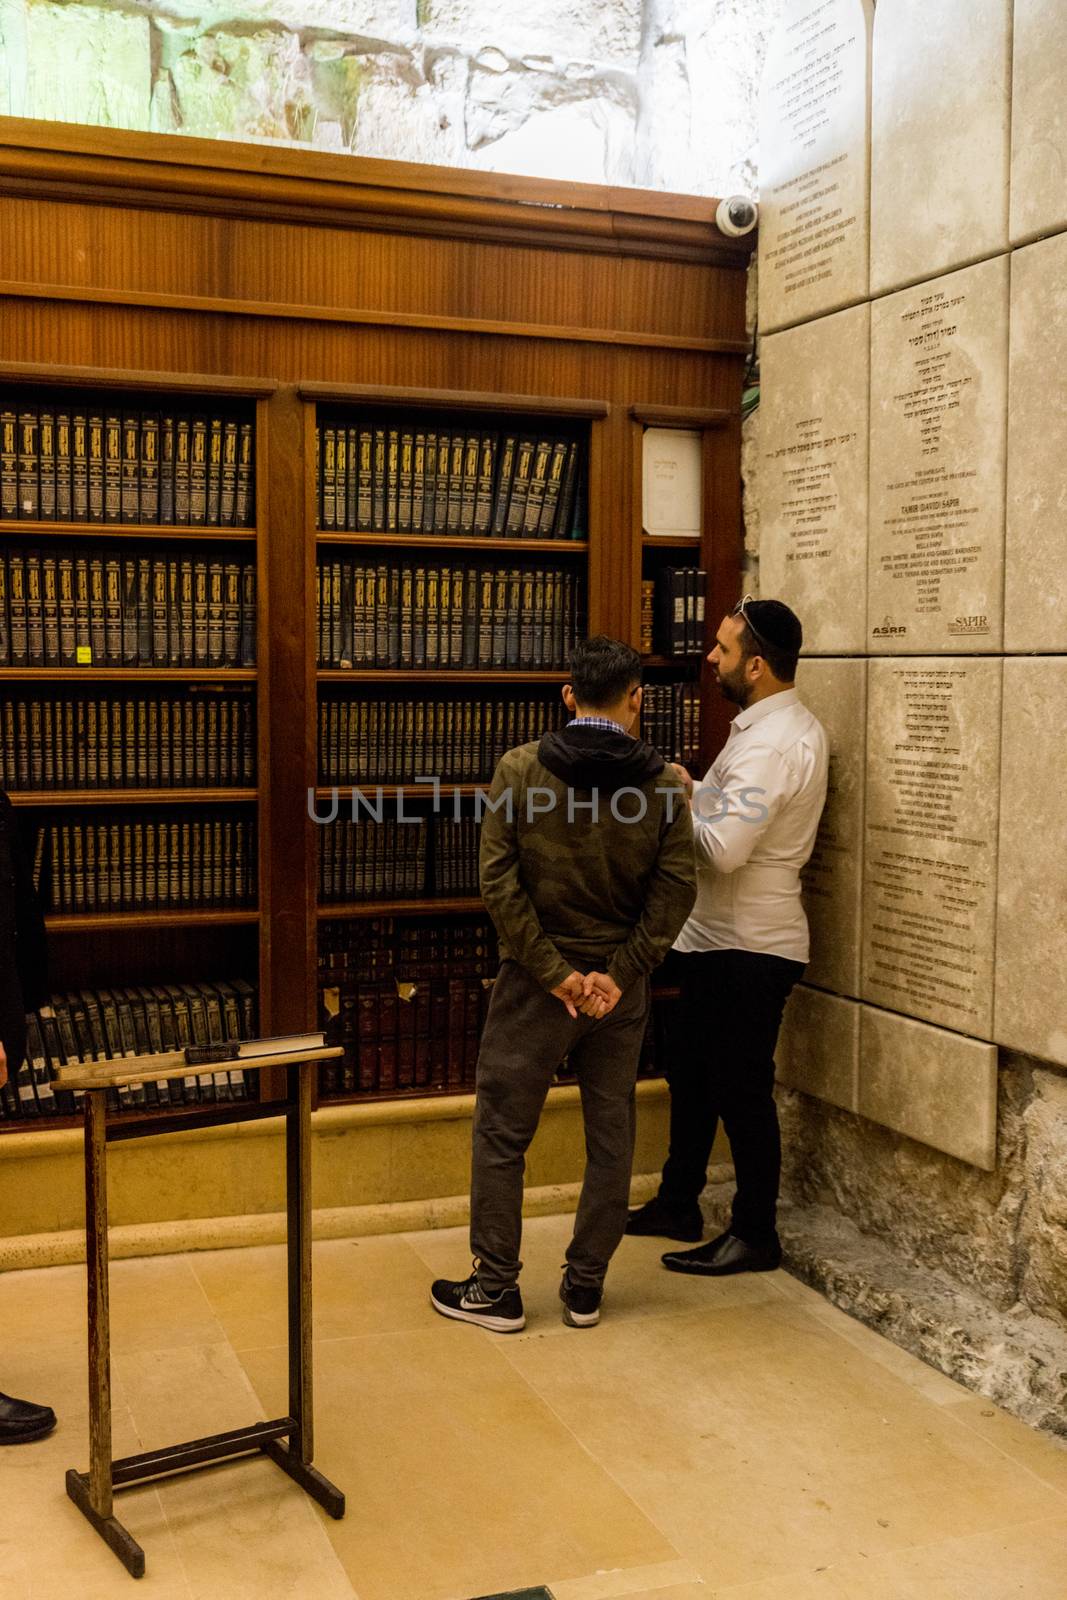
[568,636,642,709]
[736,599,802,682]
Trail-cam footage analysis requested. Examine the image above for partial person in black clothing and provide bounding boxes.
[0,789,57,1443]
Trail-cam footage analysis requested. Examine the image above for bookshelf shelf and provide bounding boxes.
[10,789,258,806]
[45,908,260,933]
[318,897,482,920]
[0,519,257,541]
[316,669,566,684]
[316,532,589,555]
[0,668,257,682]
[641,534,701,547]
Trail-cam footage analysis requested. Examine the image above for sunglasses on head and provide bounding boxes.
[731,594,774,654]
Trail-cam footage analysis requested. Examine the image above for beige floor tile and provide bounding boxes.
[548,1558,707,1597]
[114,1341,275,1453]
[237,1328,677,1600]
[0,1255,225,1360]
[406,1215,782,1340]
[709,1512,1067,1598]
[189,1234,437,1351]
[153,1455,355,1600]
[941,1395,1067,1497]
[505,1299,1067,1591]
[783,1295,975,1406]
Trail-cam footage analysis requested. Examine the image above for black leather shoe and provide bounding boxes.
[0,1392,57,1444]
[661,1230,781,1276]
[625,1197,703,1243]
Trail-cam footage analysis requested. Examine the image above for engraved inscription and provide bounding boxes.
[862,661,999,1035]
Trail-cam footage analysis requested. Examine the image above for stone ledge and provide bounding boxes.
[774,1197,1067,1441]
[0,1170,667,1272]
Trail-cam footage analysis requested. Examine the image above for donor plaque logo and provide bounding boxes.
[948,614,990,637]
[871,616,907,639]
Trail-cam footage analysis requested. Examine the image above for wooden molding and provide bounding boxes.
[0,359,275,397]
[301,383,611,416]
[630,403,734,428]
[0,119,756,270]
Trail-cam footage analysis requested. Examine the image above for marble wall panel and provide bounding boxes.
[861,658,1002,1038]
[1005,233,1067,651]
[868,256,1009,654]
[1010,0,1067,245]
[994,659,1067,1067]
[760,303,869,653]
[870,0,1011,293]
[777,984,860,1111]
[799,657,866,997]
[758,0,872,332]
[858,1004,997,1169]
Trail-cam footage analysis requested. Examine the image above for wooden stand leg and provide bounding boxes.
[270,1062,345,1519]
[67,1090,146,1579]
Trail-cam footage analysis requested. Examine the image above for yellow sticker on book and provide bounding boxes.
[76,645,92,664]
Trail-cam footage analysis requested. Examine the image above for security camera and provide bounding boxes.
[715,195,758,238]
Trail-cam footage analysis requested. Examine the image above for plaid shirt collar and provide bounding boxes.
[568,716,632,738]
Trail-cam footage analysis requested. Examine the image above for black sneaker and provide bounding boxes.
[625,1197,703,1243]
[559,1272,602,1328]
[430,1272,526,1333]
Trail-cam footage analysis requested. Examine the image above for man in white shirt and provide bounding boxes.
[626,596,828,1276]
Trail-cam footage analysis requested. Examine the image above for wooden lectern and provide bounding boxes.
[57,1045,346,1579]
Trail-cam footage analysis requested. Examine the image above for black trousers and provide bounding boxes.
[656,947,804,1248]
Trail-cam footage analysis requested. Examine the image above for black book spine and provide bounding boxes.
[216,418,237,528]
[385,428,399,533]
[346,425,358,532]
[421,431,438,533]
[41,550,59,666]
[504,435,533,536]
[372,428,386,529]
[179,558,194,666]
[121,411,140,522]
[460,432,479,535]
[398,430,414,532]
[85,412,103,521]
[55,410,73,521]
[0,560,8,665]
[321,423,337,530]
[89,557,106,664]
[0,409,16,519]
[58,550,76,666]
[190,416,208,525]
[555,440,580,538]
[25,551,43,666]
[174,417,191,525]
[474,433,496,535]
[411,431,426,533]
[151,557,168,665]
[240,563,256,667]
[121,556,138,665]
[17,407,39,520]
[207,561,224,667]
[223,562,241,666]
[104,412,122,523]
[140,412,160,523]
[160,414,175,523]
[356,428,373,530]
[38,408,56,521]
[447,432,465,533]
[523,436,551,537]
[235,421,254,527]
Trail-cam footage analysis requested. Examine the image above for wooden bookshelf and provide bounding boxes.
[0,120,752,1130]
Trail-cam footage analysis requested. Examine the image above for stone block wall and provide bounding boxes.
[749,0,1067,1377]
[0,0,780,195]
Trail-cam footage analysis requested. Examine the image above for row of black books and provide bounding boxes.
[0,979,259,1122]
[316,559,583,671]
[33,813,258,914]
[655,567,707,657]
[643,682,702,767]
[0,549,257,668]
[318,813,480,903]
[0,404,255,526]
[319,914,496,990]
[317,692,564,785]
[2,690,256,791]
[315,422,584,540]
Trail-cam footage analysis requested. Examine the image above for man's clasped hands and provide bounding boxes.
[550,970,622,1021]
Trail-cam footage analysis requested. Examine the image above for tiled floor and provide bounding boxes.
[1,1214,1066,1599]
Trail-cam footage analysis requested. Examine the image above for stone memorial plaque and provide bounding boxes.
[760,304,869,653]
[777,985,859,1112]
[799,658,865,997]
[1010,0,1067,244]
[870,0,1011,293]
[861,658,1001,1037]
[995,660,1067,1067]
[1005,233,1067,651]
[758,0,872,332]
[858,1004,997,1168]
[868,257,1008,653]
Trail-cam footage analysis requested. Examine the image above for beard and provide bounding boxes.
[714,665,750,708]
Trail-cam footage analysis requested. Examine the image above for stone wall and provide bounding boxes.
[0,0,780,196]
[747,0,1067,1420]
